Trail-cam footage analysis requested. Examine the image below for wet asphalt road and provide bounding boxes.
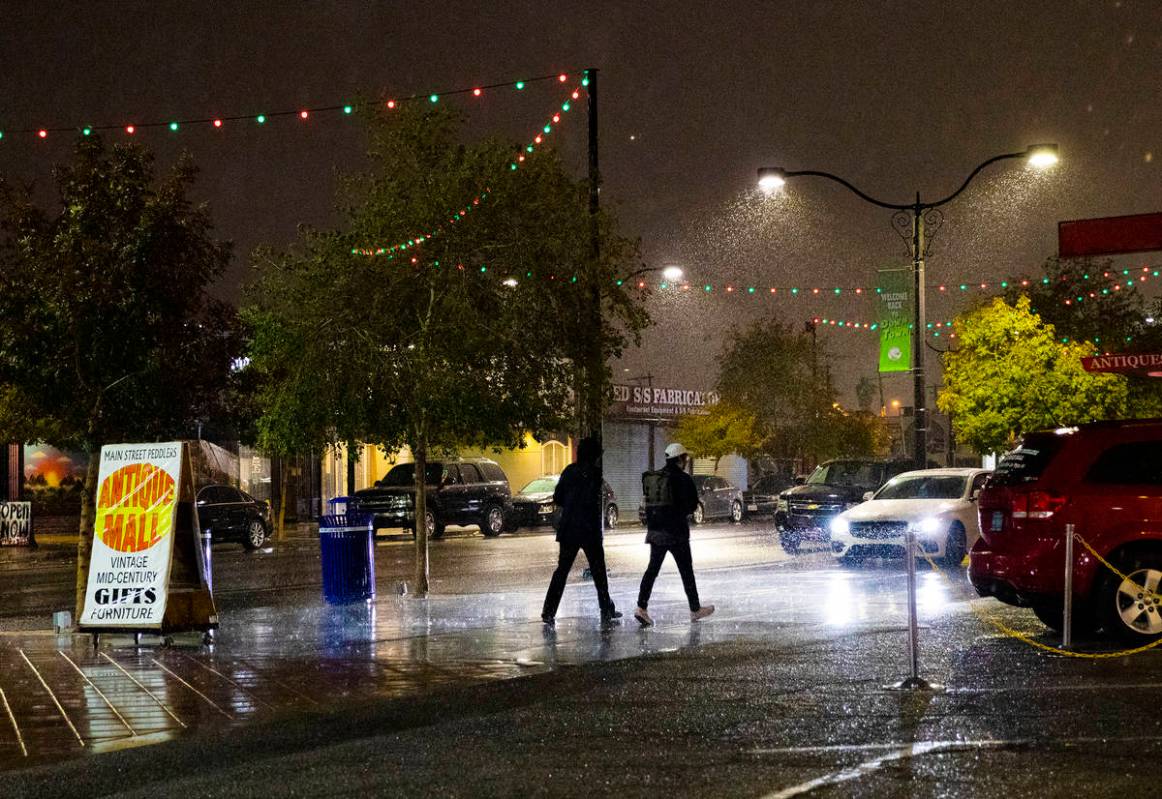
[5,520,1162,796]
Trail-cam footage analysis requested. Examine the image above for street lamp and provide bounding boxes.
[757,143,1058,469]
[661,265,685,283]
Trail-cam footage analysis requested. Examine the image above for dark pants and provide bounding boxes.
[542,539,615,618]
[637,540,701,612]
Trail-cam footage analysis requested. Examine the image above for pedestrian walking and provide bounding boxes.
[541,436,622,626]
[634,443,715,626]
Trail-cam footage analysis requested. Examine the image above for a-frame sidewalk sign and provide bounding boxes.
[79,441,217,640]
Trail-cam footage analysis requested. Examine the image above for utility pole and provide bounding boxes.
[585,68,604,532]
[910,197,927,470]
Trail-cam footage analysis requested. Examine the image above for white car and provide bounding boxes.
[828,468,991,566]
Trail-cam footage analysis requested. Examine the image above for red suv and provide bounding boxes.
[970,420,1162,641]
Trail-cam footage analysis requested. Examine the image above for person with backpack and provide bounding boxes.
[634,442,715,626]
[541,436,622,626]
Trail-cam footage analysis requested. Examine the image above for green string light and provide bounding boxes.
[81,127,91,136]
[256,115,266,124]
[429,95,439,103]
[168,122,179,131]
[515,81,525,90]
[343,105,353,114]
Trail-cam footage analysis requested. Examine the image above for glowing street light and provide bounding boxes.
[661,265,685,282]
[1026,143,1060,170]
[757,167,787,193]
[755,143,1060,471]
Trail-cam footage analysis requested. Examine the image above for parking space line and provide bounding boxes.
[18,649,84,747]
[149,658,234,720]
[174,653,275,710]
[759,739,1022,798]
[0,686,27,758]
[99,653,187,729]
[57,651,137,737]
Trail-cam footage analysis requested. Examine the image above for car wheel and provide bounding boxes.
[1099,551,1162,642]
[242,519,267,551]
[692,504,705,525]
[425,510,446,540]
[730,500,743,524]
[605,504,618,530]
[941,522,967,567]
[779,530,800,555]
[480,505,505,538]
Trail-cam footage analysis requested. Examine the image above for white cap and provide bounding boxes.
[665,443,688,459]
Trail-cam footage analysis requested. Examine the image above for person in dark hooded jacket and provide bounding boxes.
[540,436,622,625]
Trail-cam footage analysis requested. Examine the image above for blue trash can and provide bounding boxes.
[318,509,376,604]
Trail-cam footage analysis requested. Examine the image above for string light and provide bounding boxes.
[625,264,1162,309]
[3,71,584,142]
[355,80,585,257]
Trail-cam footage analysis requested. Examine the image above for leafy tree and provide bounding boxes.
[1003,256,1145,347]
[714,317,881,464]
[938,296,1128,454]
[0,137,238,615]
[673,403,762,469]
[246,106,648,594]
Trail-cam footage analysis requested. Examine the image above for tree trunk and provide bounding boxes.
[276,461,289,541]
[74,452,100,620]
[413,443,430,596]
[346,439,357,496]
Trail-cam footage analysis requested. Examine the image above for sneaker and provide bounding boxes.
[634,607,653,627]
[691,605,715,622]
[601,608,623,622]
[541,613,555,626]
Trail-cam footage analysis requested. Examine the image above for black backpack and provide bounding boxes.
[641,469,673,526]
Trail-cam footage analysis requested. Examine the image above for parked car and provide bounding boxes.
[637,474,744,525]
[829,468,991,566]
[506,475,618,532]
[743,473,796,517]
[775,458,913,554]
[350,458,512,539]
[196,484,271,550]
[971,420,1162,641]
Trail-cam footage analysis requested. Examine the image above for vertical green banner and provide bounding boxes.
[878,269,911,373]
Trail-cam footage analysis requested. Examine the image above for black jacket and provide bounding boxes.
[645,461,699,546]
[553,462,603,544]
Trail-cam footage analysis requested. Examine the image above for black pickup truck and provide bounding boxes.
[774,458,912,553]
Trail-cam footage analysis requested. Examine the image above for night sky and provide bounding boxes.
[3,1,1160,402]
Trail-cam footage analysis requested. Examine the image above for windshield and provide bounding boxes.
[520,478,558,494]
[378,463,444,487]
[807,461,882,488]
[875,475,967,500]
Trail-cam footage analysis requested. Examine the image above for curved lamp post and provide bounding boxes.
[757,144,1058,468]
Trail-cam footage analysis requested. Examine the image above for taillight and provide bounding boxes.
[1011,491,1067,520]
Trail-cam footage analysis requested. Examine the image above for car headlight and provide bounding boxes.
[830,517,850,536]
[912,517,942,536]
[538,503,555,515]
[777,498,789,512]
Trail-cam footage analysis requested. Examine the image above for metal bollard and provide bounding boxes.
[885,527,939,691]
[1062,523,1075,649]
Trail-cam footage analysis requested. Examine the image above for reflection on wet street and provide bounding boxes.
[0,524,969,770]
